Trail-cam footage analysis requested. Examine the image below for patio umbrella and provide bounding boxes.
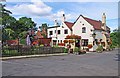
[26,35,31,46]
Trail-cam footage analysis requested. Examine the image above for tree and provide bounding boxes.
[1,3,37,41]
[2,28,15,41]
[18,17,36,31]
[110,29,120,47]
[0,4,12,15]
[39,23,48,38]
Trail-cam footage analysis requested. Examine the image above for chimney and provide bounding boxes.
[62,14,66,22]
[102,13,106,24]
[102,13,106,30]
[54,19,58,26]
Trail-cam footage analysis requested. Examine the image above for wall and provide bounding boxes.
[72,16,94,44]
[47,23,72,44]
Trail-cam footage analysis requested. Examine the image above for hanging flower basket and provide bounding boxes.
[58,43,65,46]
[63,40,68,43]
[69,40,75,43]
[65,34,81,39]
[87,44,93,49]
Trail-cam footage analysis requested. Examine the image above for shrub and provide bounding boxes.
[40,44,44,46]
[64,48,68,53]
[96,45,103,52]
[74,47,80,52]
[110,45,115,50]
[20,39,26,45]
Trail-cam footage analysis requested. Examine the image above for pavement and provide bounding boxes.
[1,53,68,60]
[2,49,119,76]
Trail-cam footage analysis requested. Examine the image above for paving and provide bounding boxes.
[2,49,119,76]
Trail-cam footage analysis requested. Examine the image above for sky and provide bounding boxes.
[4,0,118,31]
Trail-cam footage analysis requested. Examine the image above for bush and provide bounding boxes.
[74,47,80,52]
[20,39,26,45]
[64,48,68,53]
[96,45,103,53]
[110,45,115,50]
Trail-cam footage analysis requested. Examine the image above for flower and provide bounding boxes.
[58,43,65,46]
[65,34,81,39]
[69,40,75,43]
[32,40,38,45]
[63,40,68,43]
[87,44,93,49]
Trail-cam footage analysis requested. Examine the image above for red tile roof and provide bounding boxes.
[64,21,74,30]
[82,16,103,30]
[74,15,110,30]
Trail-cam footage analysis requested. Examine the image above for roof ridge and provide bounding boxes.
[83,16,101,22]
[64,21,74,24]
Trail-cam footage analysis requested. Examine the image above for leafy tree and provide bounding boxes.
[39,23,48,38]
[18,17,36,31]
[2,28,15,41]
[1,3,37,42]
[110,29,120,47]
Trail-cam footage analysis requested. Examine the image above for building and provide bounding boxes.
[47,13,111,51]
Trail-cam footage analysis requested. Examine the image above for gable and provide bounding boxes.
[74,15,104,30]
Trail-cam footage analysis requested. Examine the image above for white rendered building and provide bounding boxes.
[47,13,111,51]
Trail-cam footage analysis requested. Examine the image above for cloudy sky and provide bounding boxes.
[5,0,118,31]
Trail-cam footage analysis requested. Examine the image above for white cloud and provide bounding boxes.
[6,1,52,17]
[48,10,74,23]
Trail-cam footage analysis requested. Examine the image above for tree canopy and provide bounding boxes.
[110,29,120,47]
[1,3,36,41]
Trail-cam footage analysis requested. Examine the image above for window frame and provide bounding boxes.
[82,39,88,46]
[64,29,68,34]
[57,30,61,34]
[49,31,53,35]
[82,27,86,33]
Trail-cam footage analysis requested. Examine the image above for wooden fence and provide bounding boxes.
[2,45,64,57]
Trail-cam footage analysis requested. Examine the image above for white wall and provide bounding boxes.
[72,16,94,44]
[47,23,72,43]
[94,30,104,41]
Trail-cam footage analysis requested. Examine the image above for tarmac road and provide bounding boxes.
[2,49,119,76]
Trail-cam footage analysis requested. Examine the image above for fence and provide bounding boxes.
[2,45,64,57]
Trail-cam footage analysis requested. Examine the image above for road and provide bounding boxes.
[2,49,119,76]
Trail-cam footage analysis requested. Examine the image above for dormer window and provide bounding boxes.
[82,27,86,33]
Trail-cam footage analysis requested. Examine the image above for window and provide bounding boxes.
[58,30,61,34]
[82,27,86,33]
[49,31,53,35]
[82,39,88,46]
[64,29,68,34]
[61,40,62,43]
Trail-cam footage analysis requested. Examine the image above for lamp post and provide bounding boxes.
[92,33,96,45]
